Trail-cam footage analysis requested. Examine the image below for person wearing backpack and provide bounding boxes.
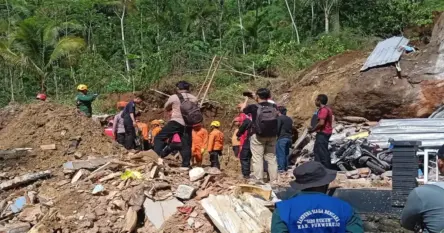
[309,94,333,169]
[153,81,200,170]
[242,88,279,183]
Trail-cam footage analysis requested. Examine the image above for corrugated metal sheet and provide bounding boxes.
[368,118,444,148]
[361,36,409,71]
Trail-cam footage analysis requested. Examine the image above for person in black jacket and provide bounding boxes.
[276,106,293,172]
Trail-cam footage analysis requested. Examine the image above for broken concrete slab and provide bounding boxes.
[0,170,51,190]
[0,223,31,233]
[143,197,183,229]
[189,167,205,182]
[0,149,32,160]
[40,144,56,150]
[175,185,196,200]
[63,158,113,170]
[149,165,159,179]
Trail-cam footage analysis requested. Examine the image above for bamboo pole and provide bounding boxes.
[200,57,222,107]
[197,55,217,99]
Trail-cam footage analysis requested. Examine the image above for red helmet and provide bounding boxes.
[36,93,47,101]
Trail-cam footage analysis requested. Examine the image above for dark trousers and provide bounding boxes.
[210,150,222,169]
[240,137,252,178]
[123,120,136,150]
[116,133,125,146]
[154,121,192,167]
[232,146,240,157]
[276,138,292,172]
[314,132,331,168]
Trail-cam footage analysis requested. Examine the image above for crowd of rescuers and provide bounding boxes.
[76,82,444,233]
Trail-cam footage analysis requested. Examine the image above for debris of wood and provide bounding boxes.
[149,165,159,179]
[71,169,86,184]
[83,162,112,181]
[63,158,113,170]
[40,144,56,150]
[0,170,51,191]
[98,172,122,183]
[122,207,138,233]
[0,149,32,160]
[111,160,137,167]
[234,184,272,200]
[201,175,213,189]
[143,197,183,229]
[175,185,196,200]
[189,167,205,182]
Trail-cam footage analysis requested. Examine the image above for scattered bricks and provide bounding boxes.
[175,185,196,200]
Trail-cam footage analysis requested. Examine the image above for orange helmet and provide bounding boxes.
[151,120,160,125]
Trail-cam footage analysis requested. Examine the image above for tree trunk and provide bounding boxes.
[156,0,160,52]
[202,27,206,43]
[236,0,246,54]
[311,1,315,35]
[9,68,14,102]
[118,2,130,73]
[54,74,58,100]
[284,0,300,44]
[324,9,329,33]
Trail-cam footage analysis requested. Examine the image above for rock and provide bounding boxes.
[18,204,43,223]
[207,167,222,175]
[63,158,113,170]
[381,171,392,178]
[74,152,83,159]
[111,200,126,210]
[187,218,195,227]
[40,144,56,150]
[194,221,203,229]
[189,167,205,182]
[92,184,105,195]
[175,185,196,200]
[0,170,51,191]
[99,172,122,183]
[95,208,106,217]
[37,193,55,207]
[85,212,97,221]
[0,223,31,233]
[345,170,359,178]
[144,197,183,229]
[57,180,70,187]
[358,167,371,177]
[351,174,360,179]
[27,191,38,204]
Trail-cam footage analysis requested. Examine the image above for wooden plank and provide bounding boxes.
[40,144,56,150]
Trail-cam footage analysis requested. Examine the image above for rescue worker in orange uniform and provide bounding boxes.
[135,112,149,150]
[149,120,162,146]
[192,124,209,166]
[208,121,224,169]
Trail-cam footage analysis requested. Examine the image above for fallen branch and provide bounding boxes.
[197,55,217,99]
[0,170,51,191]
[149,89,170,98]
[200,57,222,107]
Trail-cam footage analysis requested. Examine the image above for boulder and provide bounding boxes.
[189,167,205,182]
[175,185,196,200]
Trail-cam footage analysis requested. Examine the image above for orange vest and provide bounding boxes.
[208,129,224,151]
[192,128,208,155]
[136,122,149,140]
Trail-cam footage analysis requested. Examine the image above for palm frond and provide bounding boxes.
[47,36,86,67]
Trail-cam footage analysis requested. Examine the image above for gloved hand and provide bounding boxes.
[201,148,207,154]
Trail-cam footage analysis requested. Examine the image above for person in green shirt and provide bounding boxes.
[271,161,364,233]
[76,84,98,117]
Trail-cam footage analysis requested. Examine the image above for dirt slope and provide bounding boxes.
[0,102,123,171]
[285,12,444,124]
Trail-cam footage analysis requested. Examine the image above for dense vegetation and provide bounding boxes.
[0,0,443,108]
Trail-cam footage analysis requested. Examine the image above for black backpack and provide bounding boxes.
[254,104,278,137]
[177,93,203,126]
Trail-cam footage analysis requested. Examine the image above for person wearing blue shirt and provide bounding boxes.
[271,161,364,233]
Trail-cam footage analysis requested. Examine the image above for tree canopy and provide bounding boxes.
[0,0,442,107]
